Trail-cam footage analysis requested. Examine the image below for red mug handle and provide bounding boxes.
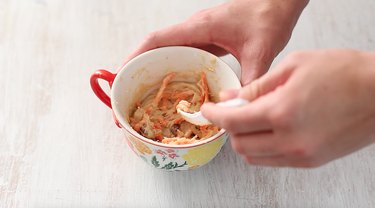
[90,69,116,108]
[90,69,121,128]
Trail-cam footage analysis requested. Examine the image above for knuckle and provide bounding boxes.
[268,105,293,129]
[187,10,215,34]
[144,31,159,44]
[241,80,261,101]
[285,145,323,168]
[198,12,213,23]
[191,9,213,23]
[219,116,236,130]
[290,145,311,157]
[286,142,318,160]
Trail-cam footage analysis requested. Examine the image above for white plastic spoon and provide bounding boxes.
[177,98,249,126]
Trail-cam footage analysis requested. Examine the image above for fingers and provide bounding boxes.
[197,45,229,57]
[201,100,272,133]
[238,59,295,101]
[124,20,230,63]
[230,132,289,167]
[219,89,239,101]
[239,42,297,85]
[125,23,198,62]
[244,155,289,167]
[231,132,280,157]
[245,155,326,168]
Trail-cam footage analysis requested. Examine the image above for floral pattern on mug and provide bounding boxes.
[149,148,186,170]
[156,149,179,159]
[151,155,187,170]
[123,130,227,170]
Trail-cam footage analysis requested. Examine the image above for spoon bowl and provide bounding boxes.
[177,98,249,126]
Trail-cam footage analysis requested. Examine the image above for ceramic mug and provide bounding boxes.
[90,46,241,171]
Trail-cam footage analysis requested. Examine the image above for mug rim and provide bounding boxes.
[111,46,238,149]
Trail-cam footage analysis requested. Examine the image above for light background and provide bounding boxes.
[1,0,375,207]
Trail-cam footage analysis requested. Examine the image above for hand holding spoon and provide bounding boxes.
[177,98,249,126]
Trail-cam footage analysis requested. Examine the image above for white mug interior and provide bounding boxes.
[111,46,242,148]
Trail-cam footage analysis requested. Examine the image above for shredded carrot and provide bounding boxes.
[129,71,219,144]
[199,71,209,104]
[174,118,185,124]
[145,107,153,114]
[153,72,176,106]
[135,100,141,108]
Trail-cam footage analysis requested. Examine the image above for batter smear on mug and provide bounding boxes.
[129,71,220,145]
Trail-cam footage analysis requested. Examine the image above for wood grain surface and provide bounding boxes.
[1,0,374,207]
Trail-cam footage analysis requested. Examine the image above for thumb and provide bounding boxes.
[238,61,295,101]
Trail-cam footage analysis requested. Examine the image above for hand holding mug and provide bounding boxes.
[126,0,309,85]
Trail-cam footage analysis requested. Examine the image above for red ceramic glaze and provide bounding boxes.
[90,69,121,127]
[90,69,116,108]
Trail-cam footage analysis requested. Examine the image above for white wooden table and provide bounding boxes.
[1,0,375,207]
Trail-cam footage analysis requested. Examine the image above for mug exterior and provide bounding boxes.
[91,46,241,171]
[124,129,228,171]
